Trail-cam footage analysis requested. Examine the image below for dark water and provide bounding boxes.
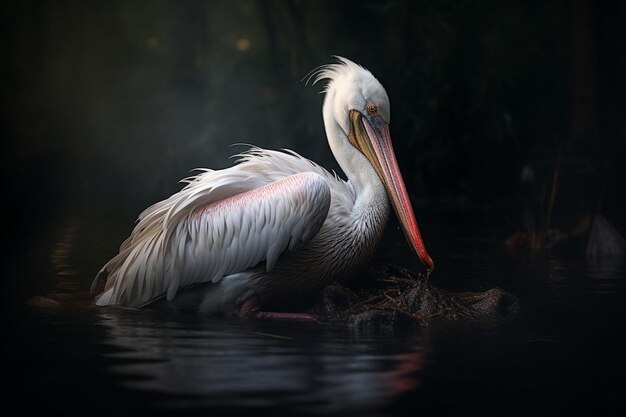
[6,209,626,417]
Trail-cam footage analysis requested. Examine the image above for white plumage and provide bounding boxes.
[93,57,433,315]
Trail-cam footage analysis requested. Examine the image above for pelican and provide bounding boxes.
[92,57,434,319]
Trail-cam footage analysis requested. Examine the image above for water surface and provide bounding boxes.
[6,210,625,416]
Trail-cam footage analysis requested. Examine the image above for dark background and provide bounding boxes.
[2,0,625,304]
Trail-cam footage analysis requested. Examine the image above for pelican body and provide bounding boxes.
[92,57,433,316]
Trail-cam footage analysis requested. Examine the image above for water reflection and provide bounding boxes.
[23,215,624,416]
[95,308,427,413]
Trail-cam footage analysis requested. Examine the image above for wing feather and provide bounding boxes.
[93,169,331,307]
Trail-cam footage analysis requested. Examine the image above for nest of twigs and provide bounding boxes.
[313,266,520,328]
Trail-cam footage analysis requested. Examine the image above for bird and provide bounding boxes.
[91,57,434,320]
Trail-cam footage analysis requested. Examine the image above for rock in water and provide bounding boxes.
[586,214,626,261]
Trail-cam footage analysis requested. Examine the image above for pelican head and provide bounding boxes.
[313,57,434,273]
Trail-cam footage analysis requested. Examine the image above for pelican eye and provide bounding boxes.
[366,103,378,115]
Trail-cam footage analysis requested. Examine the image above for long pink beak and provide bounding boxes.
[348,110,434,274]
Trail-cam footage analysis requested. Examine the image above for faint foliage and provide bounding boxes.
[5,0,624,218]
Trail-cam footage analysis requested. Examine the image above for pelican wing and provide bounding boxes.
[93,169,331,307]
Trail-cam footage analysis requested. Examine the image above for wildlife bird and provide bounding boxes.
[92,57,433,320]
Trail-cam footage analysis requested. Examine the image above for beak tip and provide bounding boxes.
[425,259,434,276]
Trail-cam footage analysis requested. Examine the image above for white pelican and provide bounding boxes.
[92,57,434,319]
